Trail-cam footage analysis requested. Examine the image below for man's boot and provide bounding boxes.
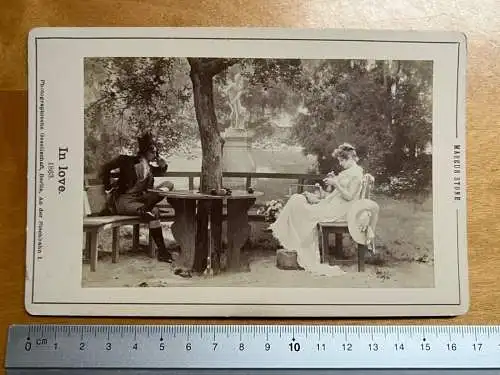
[149,224,173,263]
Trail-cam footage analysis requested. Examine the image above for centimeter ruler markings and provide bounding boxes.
[5,325,500,369]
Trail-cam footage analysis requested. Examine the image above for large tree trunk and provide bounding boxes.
[189,66,223,192]
[188,58,239,192]
[187,58,239,273]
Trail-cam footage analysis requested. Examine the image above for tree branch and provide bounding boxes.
[85,93,129,112]
[188,58,241,76]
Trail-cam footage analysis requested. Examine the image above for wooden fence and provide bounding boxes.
[85,171,323,194]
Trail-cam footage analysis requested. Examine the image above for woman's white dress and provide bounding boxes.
[269,164,364,276]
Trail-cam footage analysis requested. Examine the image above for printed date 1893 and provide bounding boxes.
[58,146,69,194]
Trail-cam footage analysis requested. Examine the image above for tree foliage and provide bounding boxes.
[84,56,433,197]
[290,59,433,197]
[84,57,196,173]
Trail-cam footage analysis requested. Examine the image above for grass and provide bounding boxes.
[87,192,433,270]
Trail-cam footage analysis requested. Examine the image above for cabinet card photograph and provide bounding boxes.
[26,27,468,317]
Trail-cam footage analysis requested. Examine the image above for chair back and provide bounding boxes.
[359,173,375,200]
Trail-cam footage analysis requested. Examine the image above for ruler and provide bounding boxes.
[4,325,500,373]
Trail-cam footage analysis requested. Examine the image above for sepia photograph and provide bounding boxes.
[26,27,467,317]
[82,56,435,289]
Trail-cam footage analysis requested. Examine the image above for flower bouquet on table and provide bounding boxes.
[257,199,285,223]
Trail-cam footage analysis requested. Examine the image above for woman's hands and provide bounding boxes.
[323,175,339,188]
[323,170,363,202]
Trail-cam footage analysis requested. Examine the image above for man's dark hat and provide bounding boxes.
[138,132,156,154]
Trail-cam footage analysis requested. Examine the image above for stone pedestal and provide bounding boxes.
[221,128,256,188]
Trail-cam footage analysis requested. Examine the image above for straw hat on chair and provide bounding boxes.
[347,199,380,252]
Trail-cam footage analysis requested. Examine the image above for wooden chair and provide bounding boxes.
[316,173,376,272]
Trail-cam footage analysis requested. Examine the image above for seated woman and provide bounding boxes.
[99,132,175,264]
[269,142,375,276]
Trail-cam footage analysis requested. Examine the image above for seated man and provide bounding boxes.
[99,132,175,263]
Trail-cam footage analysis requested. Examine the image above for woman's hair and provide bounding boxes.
[332,142,359,162]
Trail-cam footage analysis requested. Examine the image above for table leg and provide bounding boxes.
[209,199,223,274]
[193,200,209,273]
[167,198,197,270]
[226,198,255,272]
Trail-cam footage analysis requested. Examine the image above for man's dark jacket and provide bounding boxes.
[99,155,168,195]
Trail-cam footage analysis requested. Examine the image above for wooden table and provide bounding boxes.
[224,190,264,271]
[150,189,263,274]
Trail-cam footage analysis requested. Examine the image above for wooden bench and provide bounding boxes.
[83,215,142,272]
[84,185,142,272]
[83,184,176,271]
[317,173,376,272]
